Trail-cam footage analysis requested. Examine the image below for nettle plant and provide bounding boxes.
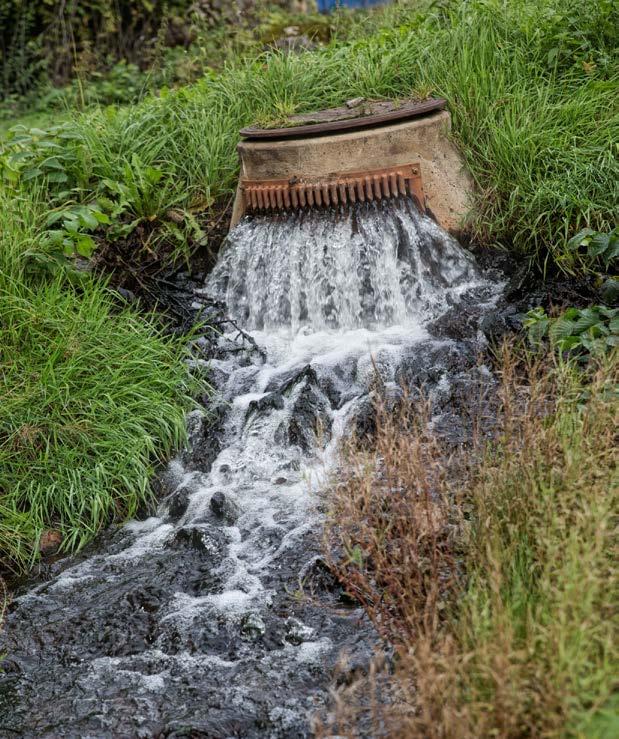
[567,226,618,303]
[524,305,619,359]
[0,123,88,188]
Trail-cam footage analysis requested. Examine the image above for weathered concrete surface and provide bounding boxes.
[231,110,475,236]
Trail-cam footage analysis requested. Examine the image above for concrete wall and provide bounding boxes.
[232,110,474,237]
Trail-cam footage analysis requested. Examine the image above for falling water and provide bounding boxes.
[209,198,479,332]
[1,199,501,737]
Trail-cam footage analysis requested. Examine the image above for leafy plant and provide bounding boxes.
[0,122,87,193]
[567,227,619,270]
[524,305,619,357]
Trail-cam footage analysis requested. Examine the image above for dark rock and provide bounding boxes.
[210,490,226,517]
[115,287,136,303]
[428,303,483,340]
[165,487,191,521]
[209,491,241,523]
[298,556,339,594]
[240,612,266,640]
[165,526,223,555]
[284,618,314,646]
[480,303,523,343]
[247,391,284,417]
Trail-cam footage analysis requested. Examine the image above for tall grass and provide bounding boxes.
[6,0,614,272]
[0,188,199,575]
[326,346,618,737]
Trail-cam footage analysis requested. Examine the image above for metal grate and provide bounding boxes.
[241,163,425,213]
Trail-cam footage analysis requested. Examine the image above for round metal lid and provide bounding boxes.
[240,97,447,140]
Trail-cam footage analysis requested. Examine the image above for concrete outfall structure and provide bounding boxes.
[230,101,475,237]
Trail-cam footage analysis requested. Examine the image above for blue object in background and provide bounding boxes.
[317,0,389,11]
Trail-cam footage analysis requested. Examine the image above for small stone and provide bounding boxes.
[284,617,314,646]
[240,612,265,640]
[39,530,62,554]
[166,526,221,555]
[115,287,136,303]
[209,491,241,523]
[166,488,190,520]
[210,491,226,516]
[345,97,365,109]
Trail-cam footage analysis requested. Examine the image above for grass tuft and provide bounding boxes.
[327,344,618,736]
[0,188,200,575]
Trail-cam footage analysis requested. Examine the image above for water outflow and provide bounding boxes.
[1,199,501,738]
[210,198,479,332]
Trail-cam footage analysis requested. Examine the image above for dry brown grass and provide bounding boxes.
[325,343,618,738]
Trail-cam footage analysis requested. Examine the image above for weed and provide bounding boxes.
[525,305,619,358]
[326,345,618,736]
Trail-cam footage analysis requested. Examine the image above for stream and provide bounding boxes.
[1,199,504,737]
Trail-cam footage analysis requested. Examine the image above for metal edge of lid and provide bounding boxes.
[239,98,447,140]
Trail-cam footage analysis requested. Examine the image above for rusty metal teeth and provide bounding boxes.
[241,163,424,214]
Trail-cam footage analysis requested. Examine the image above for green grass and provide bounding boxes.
[0,188,199,575]
[2,0,616,272]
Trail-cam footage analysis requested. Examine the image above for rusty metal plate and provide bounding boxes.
[240,98,447,140]
[241,163,425,213]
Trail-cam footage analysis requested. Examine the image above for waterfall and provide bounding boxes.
[209,198,479,332]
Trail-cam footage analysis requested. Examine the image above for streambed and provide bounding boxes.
[1,200,505,737]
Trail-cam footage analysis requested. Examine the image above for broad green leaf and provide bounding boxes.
[47,171,69,183]
[549,316,577,343]
[23,168,43,180]
[557,335,581,351]
[589,233,610,257]
[567,227,595,250]
[78,209,100,230]
[75,235,96,258]
[41,157,65,170]
[572,309,602,333]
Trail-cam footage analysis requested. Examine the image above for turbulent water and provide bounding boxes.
[1,199,502,738]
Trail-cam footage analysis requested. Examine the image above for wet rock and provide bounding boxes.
[480,302,523,343]
[275,382,332,452]
[240,612,266,640]
[165,525,223,555]
[210,490,226,516]
[165,487,191,520]
[209,491,241,523]
[180,402,226,474]
[247,391,284,417]
[284,617,315,645]
[298,556,340,594]
[429,303,483,340]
